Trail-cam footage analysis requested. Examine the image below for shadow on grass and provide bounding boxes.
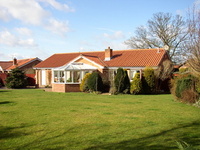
[0,124,31,139]
[85,121,200,150]
[1,121,199,150]
[15,127,77,150]
[0,90,10,92]
[0,101,15,105]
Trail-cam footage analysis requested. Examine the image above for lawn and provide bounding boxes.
[0,89,200,150]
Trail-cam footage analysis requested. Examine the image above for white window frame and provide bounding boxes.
[53,70,92,84]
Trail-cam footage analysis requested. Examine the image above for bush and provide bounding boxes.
[179,67,188,73]
[114,68,130,94]
[181,89,199,103]
[171,74,199,103]
[175,78,193,98]
[80,73,91,92]
[5,68,27,89]
[195,78,200,94]
[87,72,103,92]
[114,68,125,93]
[143,67,155,94]
[130,73,142,94]
[123,70,130,94]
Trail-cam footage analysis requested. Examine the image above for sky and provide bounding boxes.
[0,0,199,61]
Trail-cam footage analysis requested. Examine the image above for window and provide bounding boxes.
[66,71,72,82]
[129,70,139,80]
[54,71,58,82]
[59,71,64,83]
[73,71,81,83]
[53,70,93,84]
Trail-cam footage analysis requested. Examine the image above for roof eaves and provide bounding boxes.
[17,58,42,69]
[33,67,54,70]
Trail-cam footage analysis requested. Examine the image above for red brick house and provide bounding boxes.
[0,57,42,86]
[34,47,170,92]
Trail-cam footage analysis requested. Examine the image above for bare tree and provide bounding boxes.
[187,6,200,76]
[125,12,188,63]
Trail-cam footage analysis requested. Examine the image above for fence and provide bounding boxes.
[0,73,36,86]
[26,74,36,86]
[0,73,8,86]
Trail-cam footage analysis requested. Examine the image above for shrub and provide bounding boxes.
[171,74,199,103]
[179,67,188,73]
[87,72,103,92]
[143,67,155,94]
[130,73,142,94]
[80,73,91,92]
[114,68,130,94]
[114,68,125,93]
[195,78,200,94]
[5,68,27,89]
[123,70,130,94]
[181,89,199,103]
[175,78,193,98]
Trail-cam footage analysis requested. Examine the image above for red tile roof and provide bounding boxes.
[35,48,169,68]
[0,61,13,70]
[0,58,40,71]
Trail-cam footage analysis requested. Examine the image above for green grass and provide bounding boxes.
[0,89,200,150]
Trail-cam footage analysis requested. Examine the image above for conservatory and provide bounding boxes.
[51,62,97,92]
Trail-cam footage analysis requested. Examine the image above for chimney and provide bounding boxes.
[13,58,17,66]
[105,47,113,61]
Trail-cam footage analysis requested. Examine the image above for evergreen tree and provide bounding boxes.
[80,73,91,92]
[5,68,27,89]
[114,68,125,93]
[130,72,142,94]
[123,70,130,94]
[143,67,155,94]
[87,72,103,92]
[114,68,130,94]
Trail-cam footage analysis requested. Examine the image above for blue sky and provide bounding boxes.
[0,0,198,60]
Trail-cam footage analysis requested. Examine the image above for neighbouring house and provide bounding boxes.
[0,57,42,86]
[34,47,171,93]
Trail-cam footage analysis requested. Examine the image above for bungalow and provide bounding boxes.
[0,57,42,86]
[34,47,170,93]
[0,57,42,73]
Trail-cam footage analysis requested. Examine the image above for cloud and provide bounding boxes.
[45,18,69,35]
[0,30,37,47]
[15,27,32,36]
[0,0,48,25]
[103,31,125,40]
[38,0,75,12]
[0,0,73,35]
[195,0,200,6]
[18,39,36,47]
[176,10,183,16]
[101,40,127,50]
[0,7,11,21]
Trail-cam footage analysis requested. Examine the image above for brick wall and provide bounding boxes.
[65,84,80,92]
[52,83,80,92]
[52,83,66,92]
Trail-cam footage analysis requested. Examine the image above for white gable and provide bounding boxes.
[53,62,97,71]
